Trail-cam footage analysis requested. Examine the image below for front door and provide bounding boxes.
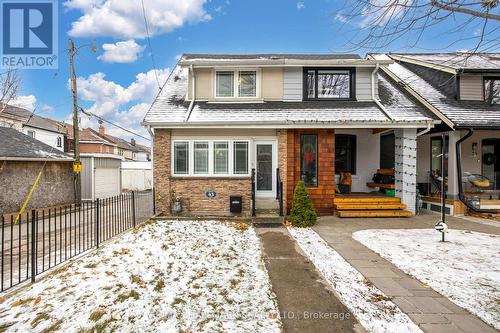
[482,139,500,190]
[254,141,276,197]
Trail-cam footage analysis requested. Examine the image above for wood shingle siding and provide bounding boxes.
[283,67,303,101]
[460,75,484,101]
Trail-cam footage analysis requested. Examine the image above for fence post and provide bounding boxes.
[95,199,100,248]
[152,187,156,215]
[132,191,136,227]
[30,210,36,282]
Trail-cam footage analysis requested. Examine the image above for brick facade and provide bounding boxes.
[153,129,251,216]
[285,129,335,215]
[171,178,251,214]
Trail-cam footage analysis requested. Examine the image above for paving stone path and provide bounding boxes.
[313,213,499,333]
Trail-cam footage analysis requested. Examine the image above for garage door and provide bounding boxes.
[95,168,121,199]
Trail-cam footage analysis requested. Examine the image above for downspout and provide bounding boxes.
[456,128,498,214]
[185,64,195,122]
[417,123,432,137]
[371,64,394,122]
[147,125,154,189]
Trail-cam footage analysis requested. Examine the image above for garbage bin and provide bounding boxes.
[230,196,242,213]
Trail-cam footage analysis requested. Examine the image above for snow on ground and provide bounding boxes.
[0,220,281,333]
[288,227,422,333]
[353,228,500,330]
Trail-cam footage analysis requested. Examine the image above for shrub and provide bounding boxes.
[289,181,317,227]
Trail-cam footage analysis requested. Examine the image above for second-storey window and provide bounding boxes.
[304,68,354,100]
[216,71,234,97]
[484,78,500,105]
[215,70,257,98]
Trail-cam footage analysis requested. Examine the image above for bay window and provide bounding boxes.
[172,140,249,176]
[233,141,249,174]
[214,141,229,174]
[173,142,189,174]
[194,142,209,174]
[215,70,257,98]
[304,68,354,100]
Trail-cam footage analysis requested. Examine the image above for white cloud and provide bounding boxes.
[65,0,212,39]
[10,95,37,111]
[297,2,305,10]
[335,12,348,23]
[360,0,411,28]
[98,39,145,63]
[72,68,169,143]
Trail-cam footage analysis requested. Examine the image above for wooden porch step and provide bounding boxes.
[333,196,401,204]
[334,203,407,210]
[336,210,413,218]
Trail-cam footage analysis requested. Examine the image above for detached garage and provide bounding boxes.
[81,154,122,200]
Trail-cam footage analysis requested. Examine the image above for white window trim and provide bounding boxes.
[171,138,252,177]
[213,68,261,99]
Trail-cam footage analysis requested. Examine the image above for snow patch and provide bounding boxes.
[353,228,500,329]
[288,227,422,333]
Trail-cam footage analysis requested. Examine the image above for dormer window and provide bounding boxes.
[304,68,355,100]
[484,77,499,105]
[215,70,257,98]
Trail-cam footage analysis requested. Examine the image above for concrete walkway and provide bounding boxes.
[313,213,499,333]
[256,227,365,333]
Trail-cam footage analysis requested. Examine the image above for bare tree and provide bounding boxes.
[337,0,500,53]
[0,68,20,113]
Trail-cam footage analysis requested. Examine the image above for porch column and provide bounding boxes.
[447,131,460,199]
[395,129,417,214]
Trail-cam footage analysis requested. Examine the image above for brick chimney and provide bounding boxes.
[130,138,136,146]
[98,125,105,136]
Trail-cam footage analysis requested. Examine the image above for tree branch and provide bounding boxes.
[431,0,500,20]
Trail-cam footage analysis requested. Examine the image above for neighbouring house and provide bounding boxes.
[0,127,74,214]
[371,53,500,215]
[143,53,440,217]
[0,104,66,151]
[63,124,117,155]
[96,125,151,161]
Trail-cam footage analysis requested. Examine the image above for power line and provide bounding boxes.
[79,107,151,141]
[140,0,161,89]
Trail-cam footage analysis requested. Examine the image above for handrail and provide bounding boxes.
[276,168,284,216]
[251,168,256,217]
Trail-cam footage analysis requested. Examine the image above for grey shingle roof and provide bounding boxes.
[0,127,72,160]
[143,64,436,126]
[182,53,362,60]
[391,53,500,72]
[379,58,500,128]
[1,103,65,133]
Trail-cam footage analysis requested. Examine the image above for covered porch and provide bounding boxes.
[276,127,418,217]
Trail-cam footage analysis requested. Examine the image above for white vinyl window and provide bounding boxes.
[214,141,229,174]
[172,140,249,176]
[234,141,249,174]
[194,141,209,174]
[174,141,189,174]
[215,70,257,98]
[216,71,234,97]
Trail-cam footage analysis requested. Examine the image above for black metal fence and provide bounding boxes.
[0,190,154,292]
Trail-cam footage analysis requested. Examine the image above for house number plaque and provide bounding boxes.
[206,191,216,198]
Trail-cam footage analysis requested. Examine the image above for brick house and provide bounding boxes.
[143,54,440,217]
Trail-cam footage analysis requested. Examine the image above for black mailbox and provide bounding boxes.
[230,196,242,213]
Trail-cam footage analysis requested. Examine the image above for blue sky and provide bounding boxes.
[11,0,499,142]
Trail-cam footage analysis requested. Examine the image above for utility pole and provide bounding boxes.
[69,38,81,205]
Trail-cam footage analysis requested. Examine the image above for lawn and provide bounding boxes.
[0,220,281,333]
[353,228,500,330]
[288,227,422,333]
